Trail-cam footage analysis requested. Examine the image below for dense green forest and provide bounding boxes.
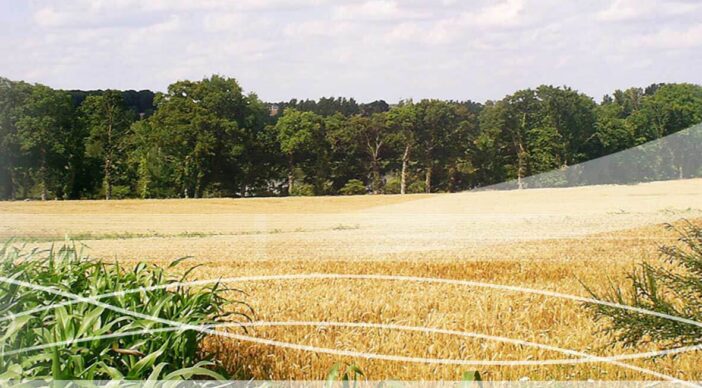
[0,75,701,200]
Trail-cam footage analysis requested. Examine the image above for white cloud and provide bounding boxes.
[333,1,427,22]
[597,0,700,22]
[631,23,702,49]
[203,13,246,32]
[284,20,356,38]
[1,0,700,102]
[32,0,324,29]
[460,0,526,29]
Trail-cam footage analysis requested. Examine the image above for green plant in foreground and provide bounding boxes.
[461,370,482,383]
[326,362,365,388]
[324,362,482,386]
[0,242,251,380]
[585,221,702,346]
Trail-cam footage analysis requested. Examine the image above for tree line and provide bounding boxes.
[0,75,700,200]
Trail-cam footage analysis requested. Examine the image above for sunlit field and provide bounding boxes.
[2,179,702,381]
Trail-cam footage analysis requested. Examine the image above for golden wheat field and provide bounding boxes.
[2,179,702,381]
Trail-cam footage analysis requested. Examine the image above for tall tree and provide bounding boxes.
[0,78,32,199]
[274,108,322,195]
[594,102,634,156]
[416,100,455,193]
[325,113,365,193]
[443,103,480,192]
[629,83,702,141]
[80,91,135,200]
[16,85,74,200]
[477,87,596,188]
[475,101,510,186]
[148,76,248,198]
[341,113,394,194]
[386,101,417,194]
[506,90,540,188]
[627,83,702,178]
[128,119,158,198]
[535,86,598,168]
[233,93,282,197]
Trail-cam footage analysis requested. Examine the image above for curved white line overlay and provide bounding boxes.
[5,273,702,332]
[0,276,698,386]
[3,320,701,367]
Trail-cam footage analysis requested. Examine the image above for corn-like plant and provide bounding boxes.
[325,362,365,388]
[0,242,250,380]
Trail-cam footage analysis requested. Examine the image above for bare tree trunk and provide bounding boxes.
[371,159,381,194]
[366,138,383,194]
[424,163,432,194]
[516,113,529,190]
[104,157,112,200]
[516,146,526,190]
[20,172,29,199]
[40,182,47,201]
[287,154,294,196]
[182,158,190,198]
[400,144,410,195]
[424,143,433,193]
[138,156,150,199]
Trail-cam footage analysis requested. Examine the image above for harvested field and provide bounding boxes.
[2,179,702,381]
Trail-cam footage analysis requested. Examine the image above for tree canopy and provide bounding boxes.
[0,75,700,200]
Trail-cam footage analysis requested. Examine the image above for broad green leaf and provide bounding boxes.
[0,315,33,342]
[77,306,105,337]
[162,363,226,380]
[126,345,164,379]
[0,364,22,379]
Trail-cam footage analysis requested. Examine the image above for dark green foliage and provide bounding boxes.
[15,84,76,200]
[585,222,702,347]
[274,108,327,196]
[274,97,361,118]
[330,113,396,194]
[628,83,702,142]
[68,90,154,117]
[290,182,315,196]
[80,91,136,200]
[339,179,367,195]
[148,76,251,198]
[0,243,249,379]
[0,78,32,199]
[0,76,700,200]
[477,86,598,188]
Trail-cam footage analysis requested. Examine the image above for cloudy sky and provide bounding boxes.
[1,0,701,103]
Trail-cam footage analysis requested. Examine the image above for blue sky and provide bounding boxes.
[1,0,701,103]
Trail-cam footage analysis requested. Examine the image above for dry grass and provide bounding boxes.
[2,179,702,381]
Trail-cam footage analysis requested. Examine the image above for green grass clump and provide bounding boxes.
[0,242,249,380]
[8,231,224,243]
